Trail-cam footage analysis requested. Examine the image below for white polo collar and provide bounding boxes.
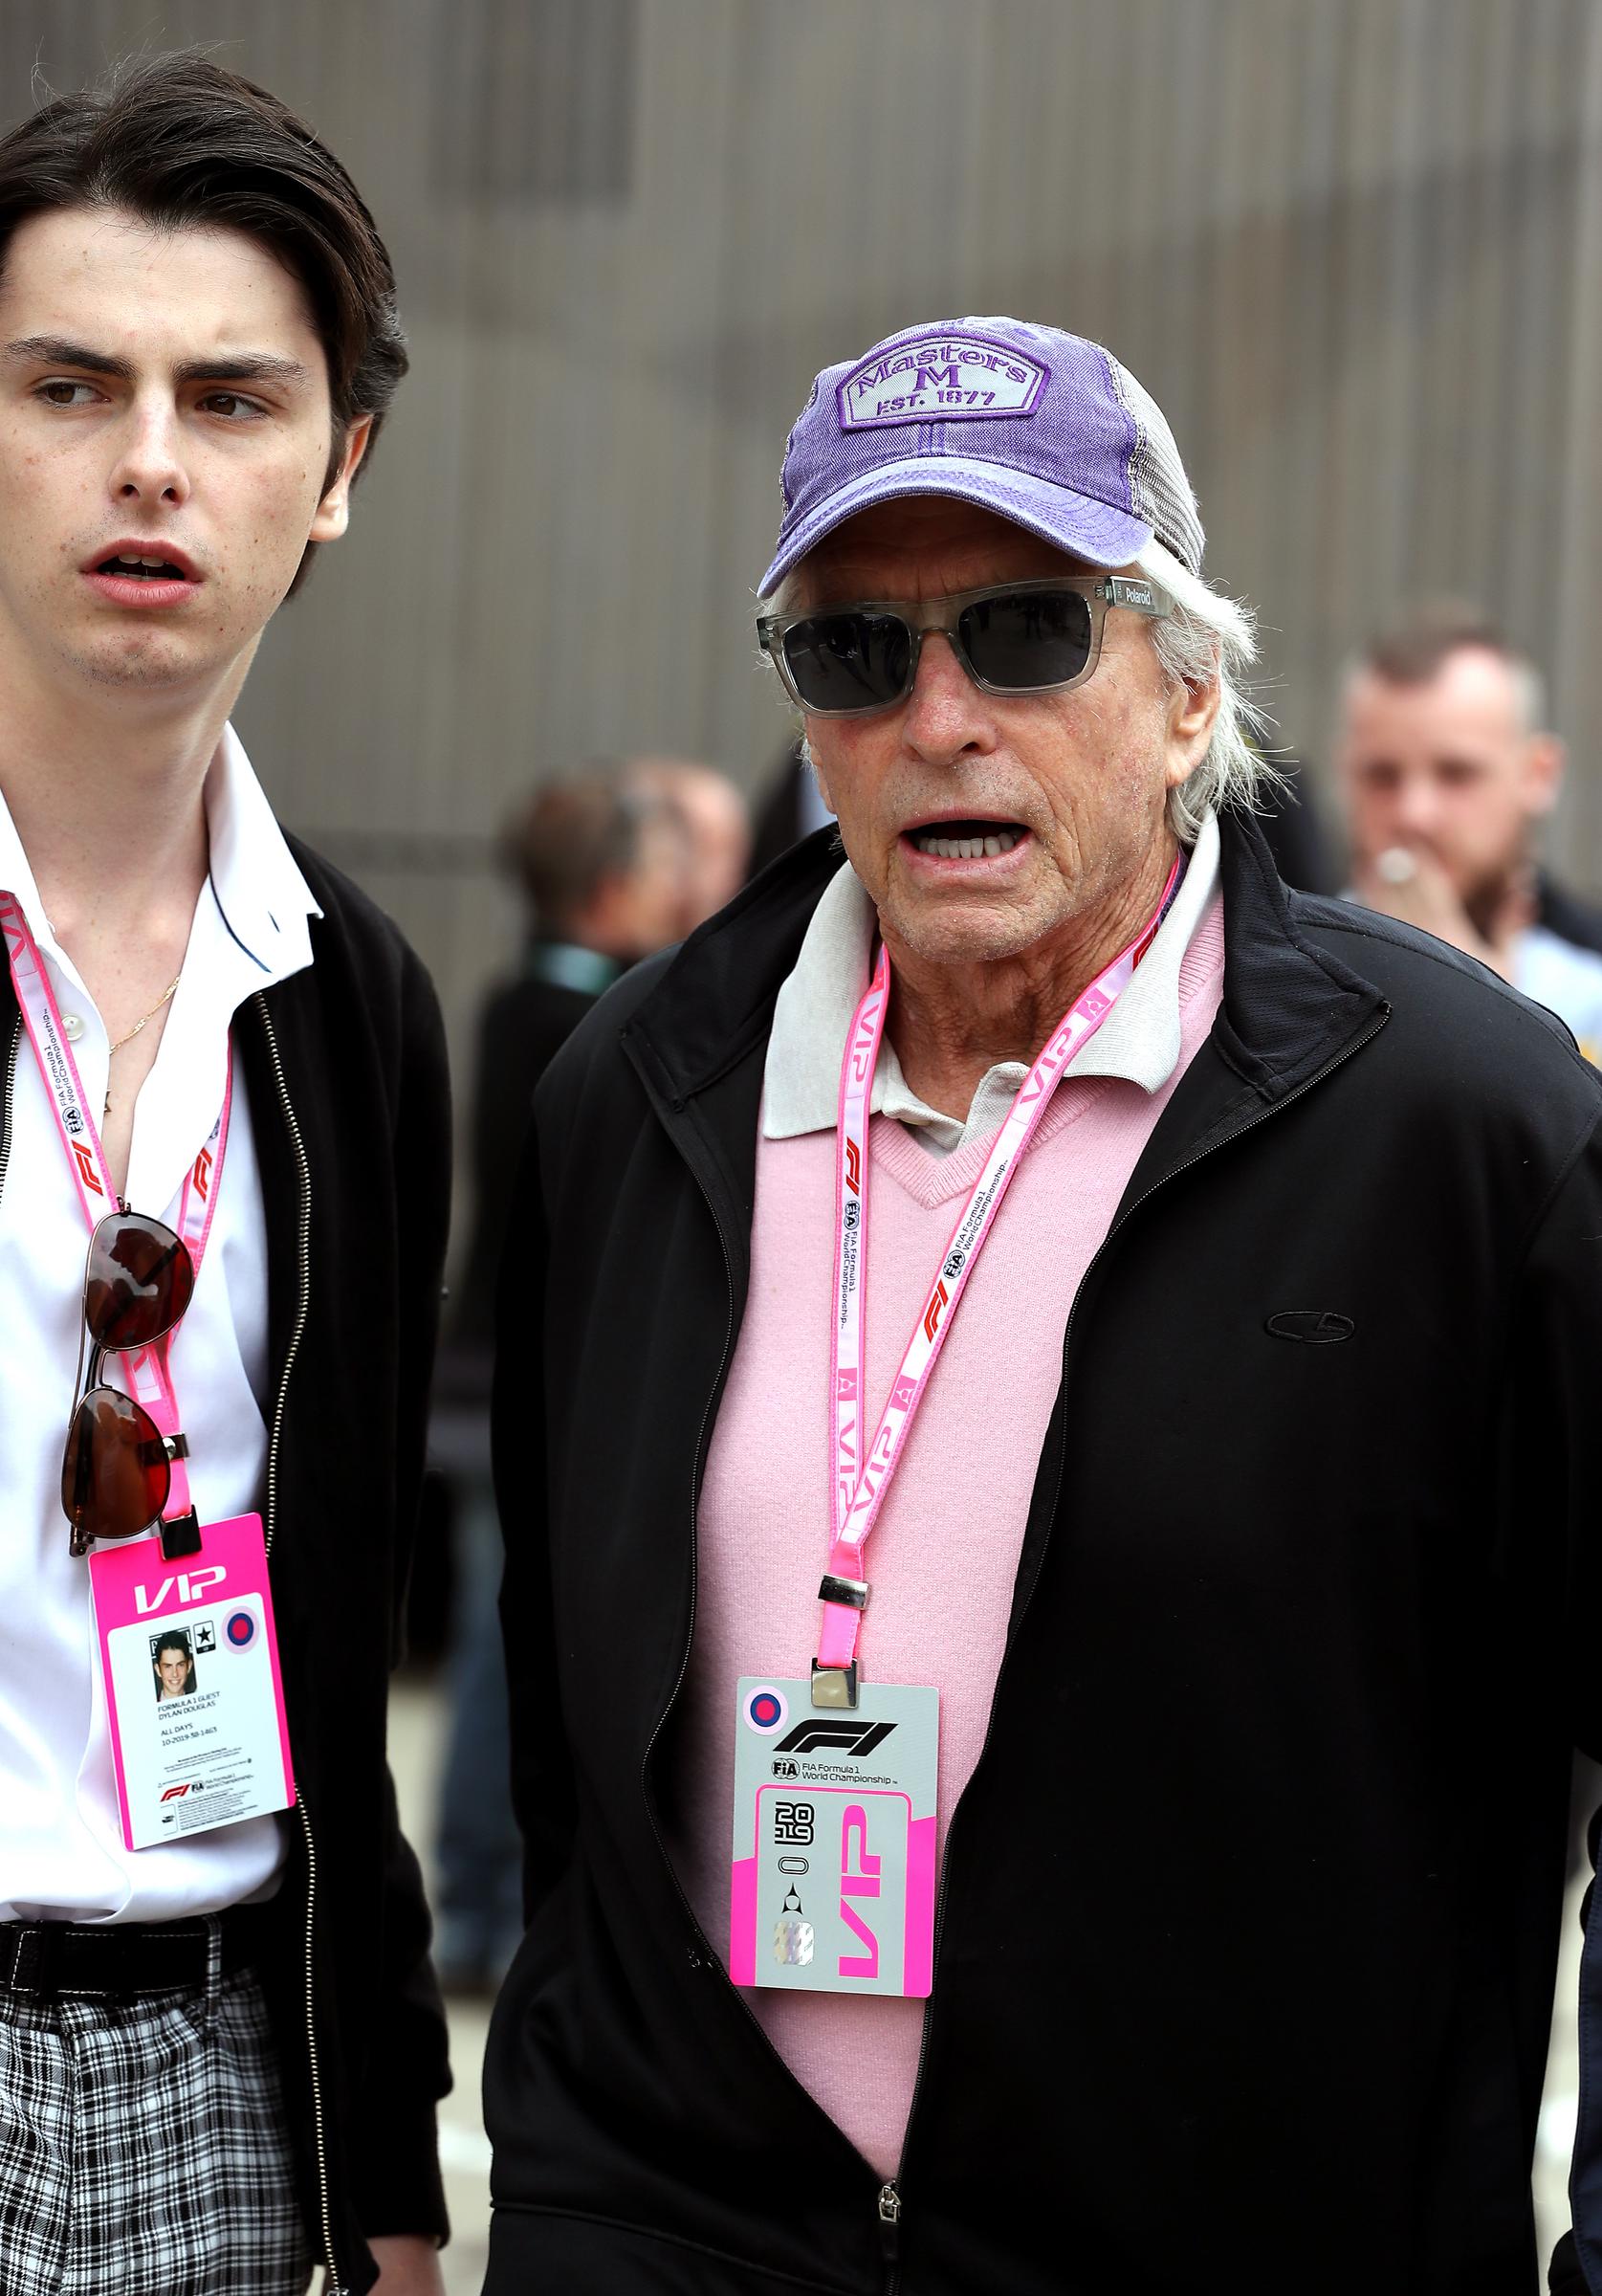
[762,810,1221,1155]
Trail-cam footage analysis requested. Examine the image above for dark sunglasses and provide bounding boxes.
[757,573,1172,719]
[61,1210,195,1556]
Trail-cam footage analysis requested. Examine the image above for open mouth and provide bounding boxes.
[906,818,1028,860]
[94,552,194,582]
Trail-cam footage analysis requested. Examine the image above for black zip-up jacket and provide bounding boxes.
[486,810,1602,2296]
[3,845,453,2296]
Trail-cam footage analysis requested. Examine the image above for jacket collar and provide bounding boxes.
[626,806,1385,1119]
[1209,801,1386,1098]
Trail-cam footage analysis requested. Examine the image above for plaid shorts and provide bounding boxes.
[0,1926,313,2296]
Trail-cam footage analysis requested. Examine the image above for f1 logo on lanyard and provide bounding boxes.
[726,855,1184,2000]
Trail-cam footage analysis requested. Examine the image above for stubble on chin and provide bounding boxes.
[878,853,1070,970]
[78,651,191,690]
[61,624,215,691]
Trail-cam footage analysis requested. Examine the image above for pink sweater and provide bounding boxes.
[667,897,1227,2178]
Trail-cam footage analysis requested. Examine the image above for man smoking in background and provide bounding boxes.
[1336,599,1602,1057]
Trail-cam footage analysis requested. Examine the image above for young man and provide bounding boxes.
[0,56,449,2296]
[1336,599,1602,1056]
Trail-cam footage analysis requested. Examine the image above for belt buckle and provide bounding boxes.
[13,1923,64,1999]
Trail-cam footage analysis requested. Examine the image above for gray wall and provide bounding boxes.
[6,0,1602,1175]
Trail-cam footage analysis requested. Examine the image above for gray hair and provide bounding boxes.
[1136,540,1279,843]
[774,538,1276,845]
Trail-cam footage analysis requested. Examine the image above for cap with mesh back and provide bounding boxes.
[758,317,1203,597]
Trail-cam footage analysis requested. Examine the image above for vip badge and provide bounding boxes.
[729,1676,939,1999]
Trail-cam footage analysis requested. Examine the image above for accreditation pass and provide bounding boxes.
[730,1676,939,1998]
[90,1511,295,1851]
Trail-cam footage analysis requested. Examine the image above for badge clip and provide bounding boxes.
[818,1572,868,1611]
[811,1658,859,1710]
[158,1507,203,1562]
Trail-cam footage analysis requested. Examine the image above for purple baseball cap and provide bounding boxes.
[758,316,1204,597]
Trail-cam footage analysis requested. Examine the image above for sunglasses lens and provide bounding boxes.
[61,1386,171,1544]
[958,588,1094,692]
[85,1213,195,1353]
[780,611,911,714]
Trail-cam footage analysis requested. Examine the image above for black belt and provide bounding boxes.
[0,1907,269,2000]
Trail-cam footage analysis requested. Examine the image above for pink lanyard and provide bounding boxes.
[818,853,1182,1697]
[0,890,230,1526]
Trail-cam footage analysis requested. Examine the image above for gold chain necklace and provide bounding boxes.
[103,973,182,1117]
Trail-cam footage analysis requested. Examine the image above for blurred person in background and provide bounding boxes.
[627,754,753,931]
[484,317,1602,2296]
[1337,600,1602,1057]
[430,763,688,1991]
[0,55,449,2296]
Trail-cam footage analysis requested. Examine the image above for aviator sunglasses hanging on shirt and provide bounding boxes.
[0,891,295,1851]
[730,851,1184,1999]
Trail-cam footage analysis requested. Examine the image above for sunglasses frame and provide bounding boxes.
[757,573,1174,719]
[61,1208,196,1556]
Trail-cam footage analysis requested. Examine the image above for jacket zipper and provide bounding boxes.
[882,1007,1389,2292]
[650,1131,922,2284]
[0,1011,21,1205]
[254,993,344,2296]
[877,2180,902,2277]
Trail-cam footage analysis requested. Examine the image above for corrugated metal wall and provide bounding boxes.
[5,0,1602,1121]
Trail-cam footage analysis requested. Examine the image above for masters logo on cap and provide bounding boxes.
[838,331,1050,430]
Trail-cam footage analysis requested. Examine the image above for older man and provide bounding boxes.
[486,320,1602,2295]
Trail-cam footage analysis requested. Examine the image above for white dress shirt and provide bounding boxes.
[0,727,318,1923]
[763,811,1222,1150]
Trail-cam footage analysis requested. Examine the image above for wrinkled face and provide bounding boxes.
[1336,650,1558,904]
[0,205,367,700]
[794,499,1213,968]
[157,1647,189,1694]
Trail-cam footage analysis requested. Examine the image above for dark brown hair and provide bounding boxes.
[0,52,406,592]
[1355,600,1547,735]
[1359,600,1513,687]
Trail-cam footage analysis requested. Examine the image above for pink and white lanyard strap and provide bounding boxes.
[817,852,1184,1705]
[0,890,230,1529]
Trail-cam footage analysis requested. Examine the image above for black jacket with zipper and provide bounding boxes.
[486,810,1602,2296]
[3,842,453,2296]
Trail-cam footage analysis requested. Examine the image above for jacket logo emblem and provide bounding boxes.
[1265,1310,1354,1344]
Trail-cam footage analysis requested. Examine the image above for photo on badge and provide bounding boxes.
[151,1627,198,1703]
